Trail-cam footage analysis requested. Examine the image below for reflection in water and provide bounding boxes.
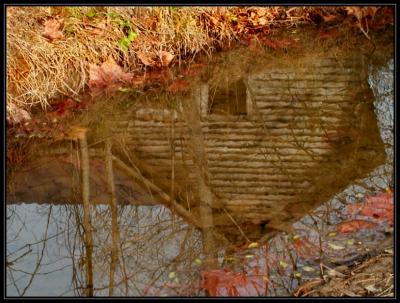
[6,50,393,296]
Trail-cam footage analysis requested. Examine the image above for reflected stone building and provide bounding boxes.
[8,55,386,242]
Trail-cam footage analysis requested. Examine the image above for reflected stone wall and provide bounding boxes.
[8,56,386,240]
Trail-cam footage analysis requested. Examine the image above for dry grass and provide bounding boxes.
[7,6,391,123]
[6,6,306,122]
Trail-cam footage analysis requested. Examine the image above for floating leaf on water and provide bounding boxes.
[294,272,302,278]
[328,232,337,237]
[292,234,301,241]
[303,266,317,273]
[168,272,176,279]
[328,243,345,250]
[279,261,288,268]
[248,242,259,249]
[245,254,254,259]
[346,239,355,245]
[194,258,202,266]
[337,220,378,233]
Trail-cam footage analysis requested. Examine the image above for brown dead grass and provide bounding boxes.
[6,6,391,123]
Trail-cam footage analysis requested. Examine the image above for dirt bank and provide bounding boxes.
[294,235,394,297]
[6,6,393,123]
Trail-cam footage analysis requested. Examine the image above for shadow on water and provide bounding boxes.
[6,34,393,297]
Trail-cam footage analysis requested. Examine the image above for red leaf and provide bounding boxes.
[346,192,393,225]
[337,219,378,233]
[292,237,320,260]
[201,268,267,297]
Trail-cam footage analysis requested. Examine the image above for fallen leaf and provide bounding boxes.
[292,237,320,260]
[201,268,267,296]
[195,258,202,266]
[279,260,288,268]
[7,103,31,124]
[346,192,394,225]
[337,219,377,233]
[88,55,133,93]
[328,243,345,250]
[43,18,64,40]
[302,266,315,272]
[248,242,259,249]
[364,284,380,293]
[136,51,156,66]
[168,272,176,279]
[160,51,174,67]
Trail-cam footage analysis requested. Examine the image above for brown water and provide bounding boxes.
[6,41,394,297]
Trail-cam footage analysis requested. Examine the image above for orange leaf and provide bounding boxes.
[160,51,174,67]
[337,219,377,233]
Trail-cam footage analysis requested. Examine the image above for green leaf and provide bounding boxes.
[86,10,97,19]
[127,30,137,42]
[119,37,130,52]
[194,258,202,266]
[107,12,121,19]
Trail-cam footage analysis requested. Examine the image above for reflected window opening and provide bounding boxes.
[208,78,248,116]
